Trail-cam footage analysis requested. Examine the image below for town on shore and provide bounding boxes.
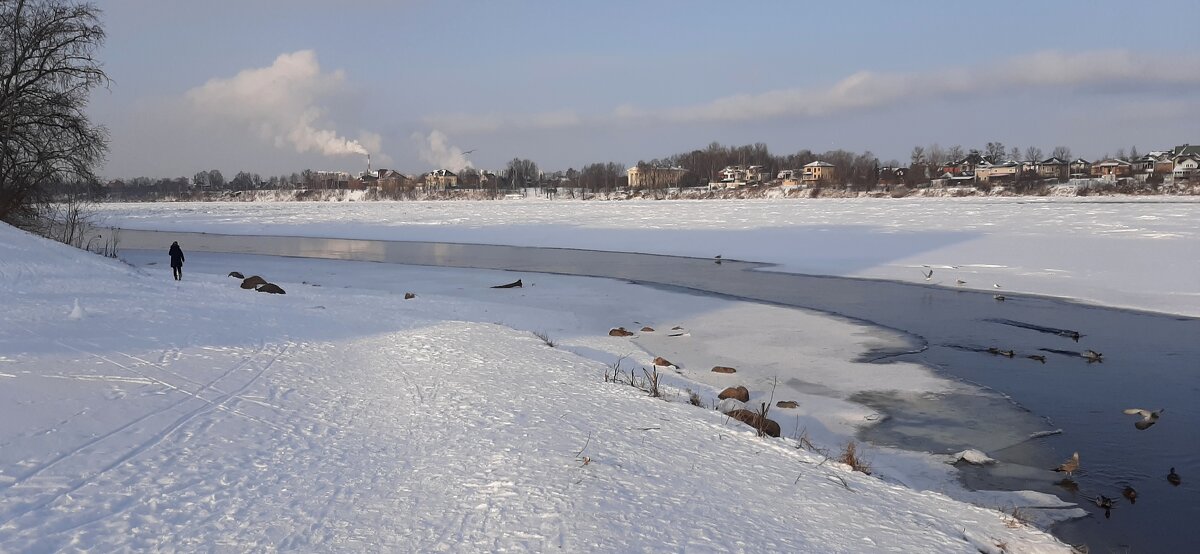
[97,142,1200,201]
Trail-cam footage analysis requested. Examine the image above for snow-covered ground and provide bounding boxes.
[0,222,1075,552]
[95,197,1200,317]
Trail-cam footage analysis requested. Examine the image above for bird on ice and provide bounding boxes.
[922,269,933,281]
[993,283,1002,289]
[1053,452,1080,477]
[956,279,966,286]
[1122,408,1164,430]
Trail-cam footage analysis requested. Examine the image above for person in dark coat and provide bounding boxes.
[168,241,185,281]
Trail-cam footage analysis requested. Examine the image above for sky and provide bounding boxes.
[89,0,1200,178]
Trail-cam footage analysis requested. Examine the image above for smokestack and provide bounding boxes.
[367,153,371,175]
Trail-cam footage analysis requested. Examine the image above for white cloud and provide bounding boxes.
[426,49,1200,133]
[186,50,378,158]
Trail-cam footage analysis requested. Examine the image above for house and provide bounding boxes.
[940,152,987,175]
[876,166,907,186]
[425,169,458,190]
[1173,153,1200,183]
[1091,159,1133,179]
[375,169,412,193]
[974,160,1021,183]
[1035,157,1069,180]
[1069,158,1092,178]
[801,161,836,183]
[627,165,688,188]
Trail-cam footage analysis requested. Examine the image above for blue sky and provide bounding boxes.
[91,0,1200,177]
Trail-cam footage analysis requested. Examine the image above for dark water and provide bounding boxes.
[117,229,1199,552]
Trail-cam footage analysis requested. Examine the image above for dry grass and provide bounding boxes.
[1001,506,1031,529]
[687,389,702,407]
[838,441,872,475]
[603,356,664,399]
[532,330,556,348]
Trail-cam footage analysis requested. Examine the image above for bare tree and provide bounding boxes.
[0,0,109,225]
[1024,146,1043,162]
[1051,146,1072,161]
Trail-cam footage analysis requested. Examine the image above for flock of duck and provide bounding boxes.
[918,266,1182,521]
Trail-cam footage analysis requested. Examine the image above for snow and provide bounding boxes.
[0,222,1073,551]
[95,197,1200,316]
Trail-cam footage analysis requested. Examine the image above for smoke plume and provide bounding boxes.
[414,130,473,172]
[186,50,378,158]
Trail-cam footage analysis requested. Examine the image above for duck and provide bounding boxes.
[1122,408,1164,430]
[1168,467,1181,486]
[1093,495,1118,518]
[1027,354,1047,363]
[1122,486,1137,504]
[1082,350,1103,363]
[994,295,1007,302]
[1054,452,1080,477]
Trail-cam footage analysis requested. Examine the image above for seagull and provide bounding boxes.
[1168,467,1181,486]
[922,269,934,281]
[1082,350,1103,363]
[993,283,1002,289]
[1122,408,1164,430]
[1053,452,1080,477]
[994,295,1006,302]
[1122,486,1137,504]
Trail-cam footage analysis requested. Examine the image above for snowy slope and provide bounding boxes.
[95,197,1200,317]
[0,223,1072,552]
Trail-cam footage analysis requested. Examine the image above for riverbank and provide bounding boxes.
[0,222,1073,551]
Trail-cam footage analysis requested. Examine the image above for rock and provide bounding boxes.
[652,356,675,367]
[718,386,750,403]
[640,326,655,332]
[241,275,268,289]
[949,449,996,465]
[608,327,634,337]
[776,400,799,409]
[404,292,416,299]
[711,366,737,374]
[228,271,245,279]
[727,409,781,438]
[490,279,523,289]
[255,283,286,294]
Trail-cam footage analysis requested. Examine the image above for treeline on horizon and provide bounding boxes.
[88,139,1156,200]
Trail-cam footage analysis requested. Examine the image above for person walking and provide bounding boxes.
[169,241,185,281]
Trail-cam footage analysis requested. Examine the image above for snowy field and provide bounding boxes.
[0,223,1076,552]
[95,197,1200,317]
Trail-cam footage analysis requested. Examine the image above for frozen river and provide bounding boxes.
[116,228,1200,552]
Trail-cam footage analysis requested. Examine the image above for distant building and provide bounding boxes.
[974,160,1021,183]
[314,171,351,189]
[801,161,836,183]
[941,152,987,176]
[1173,153,1200,183]
[425,169,458,190]
[876,166,907,186]
[1069,158,1092,178]
[627,165,688,188]
[1091,159,1133,180]
[1035,157,1069,180]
